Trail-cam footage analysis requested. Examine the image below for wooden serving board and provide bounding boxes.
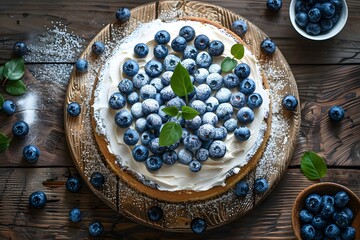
[64,0,300,232]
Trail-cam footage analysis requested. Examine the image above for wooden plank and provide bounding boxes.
[0,0,359,64]
[0,168,358,239]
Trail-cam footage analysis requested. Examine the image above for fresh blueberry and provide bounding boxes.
[181,128,190,142]
[134,43,149,58]
[196,51,213,69]
[189,160,202,172]
[67,102,81,116]
[197,124,216,142]
[13,41,28,56]
[328,106,345,122]
[306,193,323,213]
[282,95,298,111]
[208,140,226,159]
[308,7,322,22]
[182,45,198,60]
[322,195,335,206]
[320,204,335,219]
[205,97,219,112]
[179,26,195,42]
[169,116,185,127]
[191,218,207,234]
[234,63,251,80]
[299,209,314,223]
[140,84,157,100]
[167,97,185,109]
[69,208,82,222]
[181,58,196,75]
[178,148,193,165]
[215,88,232,103]
[194,68,209,84]
[202,112,218,126]
[254,178,269,193]
[190,100,207,116]
[88,221,104,237]
[148,138,166,155]
[91,41,105,55]
[230,92,246,109]
[2,100,16,115]
[247,93,263,109]
[223,73,240,89]
[260,38,276,55]
[231,19,248,37]
[208,40,224,56]
[320,18,333,32]
[296,11,309,27]
[201,139,213,150]
[301,224,316,240]
[12,120,29,137]
[168,141,180,151]
[66,176,82,193]
[195,148,209,162]
[123,59,139,77]
[108,92,126,110]
[115,110,133,128]
[153,44,168,59]
[154,30,170,44]
[90,172,105,188]
[295,0,308,13]
[214,127,227,140]
[131,102,144,119]
[149,78,164,93]
[158,106,170,123]
[216,103,233,120]
[142,99,159,115]
[334,211,351,228]
[194,34,210,50]
[115,7,130,22]
[146,114,162,131]
[224,118,238,132]
[321,2,336,19]
[23,145,40,163]
[148,206,164,221]
[118,78,134,95]
[161,71,173,86]
[184,135,202,152]
[208,64,222,74]
[186,115,202,130]
[342,207,354,220]
[162,150,178,165]
[127,92,139,104]
[132,145,149,162]
[132,72,150,89]
[206,73,223,90]
[195,84,211,101]
[330,0,343,11]
[306,23,321,35]
[311,215,327,229]
[325,223,340,238]
[171,36,187,52]
[75,59,88,72]
[123,128,139,146]
[163,54,181,71]
[234,181,249,197]
[234,126,250,141]
[267,0,282,12]
[145,59,163,78]
[146,155,163,171]
[237,107,255,125]
[335,191,350,208]
[141,131,155,146]
[341,226,356,240]
[29,191,47,208]
[135,118,147,133]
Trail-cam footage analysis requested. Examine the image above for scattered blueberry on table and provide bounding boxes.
[2,99,16,115]
[12,120,29,137]
[328,105,345,122]
[91,41,105,55]
[254,178,269,193]
[231,19,248,37]
[147,206,164,221]
[282,95,298,111]
[191,218,207,234]
[234,180,249,197]
[66,176,82,193]
[23,145,40,163]
[115,7,130,23]
[69,208,82,223]
[75,59,88,72]
[67,102,81,117]
[260,38,276,55]
[88,221,104,237]
[267,0,283,12]
[90,172,105,188]
[13,41,28,56]
[29,191,47,208]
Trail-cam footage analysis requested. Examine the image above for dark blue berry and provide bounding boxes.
[299,209,314,223]
[179,26,195,42]
[334,211,351,228]
[230,92,246,108]
[90,172,105,188]
[234,181,249,197]
[320,204,335,219]
[12,120,29,137]
[296,11,309,27]
[148,138,166,155]
[109,92,126,110]
[282,95,298,111]
[341,226,356,240]
[171,36,187,52]
[321,2,336,19]
[162,150,178,165]
[146,114,162,130]
[197,124,216,142]
[334,191,350,208]
[189,160,202,172]
[118,78,134,95]
[208,140,226,159]
[325,223,340,238]
[114,110,133,128]
[254,178,269,193]
[23,145,40,163]
[195,148,209,162]
[134,43,149,58]
[145,59,163,78]
[194,34,210,50]
[328,106,345,122]
[322,195,335,206]
[312,215,327,229]
[330,0,343,11]
[306,23,321,36]
[301,224,316,240]
[29,191,47,208]
[184,135,202,152]
[183,45,198,60]
[2,100,16,115]
[13,41,28,56]
[69,208,82,222]
[67,102,81,116]
[153,44,168,59]
[88,221,104,237]
[308,8,322,22]
[320,18,334,32]
[247,93,263,109]
[234,126,250,141]
[154,30,170,44]
[66,176,82,193]
[231,19,248,37]
[237,107,255,124]
[123,128,139,146]
[305,193,323,213]
[196,51,213,69]
[91,41,105,55]
[260,38,276,55]
[239,78,256,95]
[267,0,282,12]
[234,63,251,80]
[208,40,224,56]
[141,131,155,146]
[122,60,139,77]
[146,155,163,171]
[75,59,88,72]
[191,218,207,234]
[132,145,149,162]
[115,7,130,23]
[148,206,163,221]
[223,73,240,89]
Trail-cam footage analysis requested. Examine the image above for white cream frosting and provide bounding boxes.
[92,19,270,191]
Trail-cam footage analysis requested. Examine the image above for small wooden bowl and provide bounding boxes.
[292,182,360,240]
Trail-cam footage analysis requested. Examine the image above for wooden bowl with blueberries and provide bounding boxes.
[289,0,348,40]
[292,182,360,240]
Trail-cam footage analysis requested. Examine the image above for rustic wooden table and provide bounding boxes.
[0,0,359,239]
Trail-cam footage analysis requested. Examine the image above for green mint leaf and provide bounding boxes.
[221,57,237,72]
[5,80,27,96]
[0,132,11,153]
[159,122,182,146]
[181,106,199,120]
[3,57,25,81]
[300,151,328,180]
[170,63,194,97]
[161,106,179,117]
[0,65,4,79]
[0,94,4,110]
[231,43,245,59]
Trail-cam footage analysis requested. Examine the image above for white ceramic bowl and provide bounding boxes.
[289,0,348,40]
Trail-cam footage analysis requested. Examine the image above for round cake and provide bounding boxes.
[91,17,271,202]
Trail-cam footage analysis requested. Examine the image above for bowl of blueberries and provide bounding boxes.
[289,0,348,40]
[292,182,359,240]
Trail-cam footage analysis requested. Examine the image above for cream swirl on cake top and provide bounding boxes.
[92,19,270,191]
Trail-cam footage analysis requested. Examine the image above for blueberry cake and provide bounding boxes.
[91,17,271,202]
